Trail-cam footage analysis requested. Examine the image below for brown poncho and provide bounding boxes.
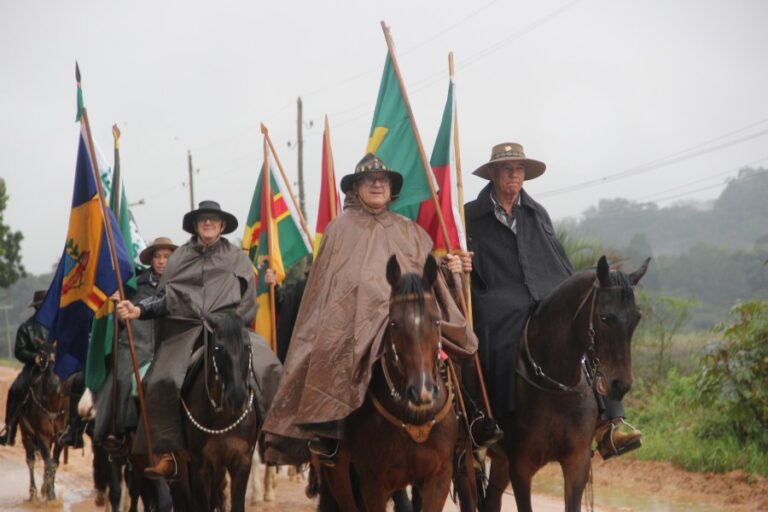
[263,197,477,447]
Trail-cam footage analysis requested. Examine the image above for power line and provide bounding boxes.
[539,122,768,198]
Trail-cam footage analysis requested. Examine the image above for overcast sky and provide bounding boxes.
[2,0,767,275]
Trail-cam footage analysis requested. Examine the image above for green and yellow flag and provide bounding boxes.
[242,152,311,349]
[366,54,431,219]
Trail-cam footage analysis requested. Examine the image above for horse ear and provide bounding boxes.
[596,255,610,287]
[629,257,651,286]
[386,254,401,287]
[422,254,438,289]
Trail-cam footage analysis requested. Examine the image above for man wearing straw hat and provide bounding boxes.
[0,290,49,446]
[89,236,177,451]
[465,142,642,458]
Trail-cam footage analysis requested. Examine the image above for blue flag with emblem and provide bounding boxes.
[35,123,134,379]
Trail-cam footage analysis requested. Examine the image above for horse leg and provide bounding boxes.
[318,460,357,512]
[263,463,277,501]
[481,455,509,512]
[108,460,123,511]
[25,443,37,501]
[357,473,389,512]
[229,459,252,512]
[416,466,453,512]
[508,458,536,512]
[250,449,262,503]
[561,449,592,512]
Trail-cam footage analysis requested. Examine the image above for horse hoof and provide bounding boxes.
[95,489,107,506]
[264,489,275,502]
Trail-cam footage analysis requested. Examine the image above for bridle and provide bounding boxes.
[28,356,66,425]
[369,291,455,443]
[519,280,604,394]
[181,327,255,436]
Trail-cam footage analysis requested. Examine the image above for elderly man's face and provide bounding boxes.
[196,213,225,245]
[356,172,392,213]
[490,162,526,199]
[151,248,173,276]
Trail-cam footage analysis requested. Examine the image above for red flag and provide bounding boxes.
[416,78,465,255]
[314,115,341,255]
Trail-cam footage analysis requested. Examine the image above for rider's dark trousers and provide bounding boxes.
[67,371,86,432]
[4,365,34,429]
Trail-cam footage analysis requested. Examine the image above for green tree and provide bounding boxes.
[696,300,768,449]
[636,290,698,382]
[0,179,25,288]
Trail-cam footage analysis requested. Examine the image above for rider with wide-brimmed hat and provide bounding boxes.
[86,237,178,452]
[466,142,641,458]
[116,200,257,479]
[0,291,49,446]
[262,153,495,465]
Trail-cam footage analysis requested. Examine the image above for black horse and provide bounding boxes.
[482,256,649,512]
[175,310,259,512]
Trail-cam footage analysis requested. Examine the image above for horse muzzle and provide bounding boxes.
[406,379,438,411]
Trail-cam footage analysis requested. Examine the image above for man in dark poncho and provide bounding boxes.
[466,142,641,458]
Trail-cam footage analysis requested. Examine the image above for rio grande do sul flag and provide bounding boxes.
[314,116,341,256]
[366,53,431,220]
[415,78,465,255]
[242,153,311,345]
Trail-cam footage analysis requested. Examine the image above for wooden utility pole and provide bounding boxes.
[187,150,196,210]
[297,97,306,217]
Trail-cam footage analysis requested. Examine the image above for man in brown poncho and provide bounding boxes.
[263,154,498,464]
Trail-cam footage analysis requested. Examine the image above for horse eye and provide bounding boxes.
[389,321,397,329]
[600,314,613,324]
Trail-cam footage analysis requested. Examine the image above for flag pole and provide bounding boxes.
[260,123,314,248]
[323,115,339,222]
[80,103,155,464]
[109,124,121,438]
[380,21,452,250]
[449,52,494,419]
[262,134,278,353]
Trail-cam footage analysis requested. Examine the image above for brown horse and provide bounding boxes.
[482,256,649,512]
[175,310,259,512]
[19,342,70,502]
[318,254,463,512]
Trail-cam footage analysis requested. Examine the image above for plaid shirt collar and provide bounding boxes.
[489,188,521,234]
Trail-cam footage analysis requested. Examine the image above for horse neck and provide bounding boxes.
[527,275,595,385]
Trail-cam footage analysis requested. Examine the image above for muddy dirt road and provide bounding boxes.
[1,364,765,511]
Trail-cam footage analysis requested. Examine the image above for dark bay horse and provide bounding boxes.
[318,254,461,512]
[19,343,69,502]
[482,256,649,512]
[176,310,259,512]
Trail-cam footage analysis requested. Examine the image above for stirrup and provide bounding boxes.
[308,439,338,467]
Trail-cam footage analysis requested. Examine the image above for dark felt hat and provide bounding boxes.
[472,142,546,181]
[29,290,46,308]
[340,153,404,196]
[139,237,178,265]
[182,200,239,235]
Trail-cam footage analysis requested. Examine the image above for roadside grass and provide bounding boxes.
[624,333,768,478]
[0,358,22,369]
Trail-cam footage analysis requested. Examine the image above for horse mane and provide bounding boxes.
[211,310,247,411]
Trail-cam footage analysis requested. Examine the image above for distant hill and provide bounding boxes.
[559,167,768,256]
[557,167,768,329]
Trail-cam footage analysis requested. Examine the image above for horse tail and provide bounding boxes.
[212,310,248,413]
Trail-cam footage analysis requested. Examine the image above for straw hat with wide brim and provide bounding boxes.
[340,153,404,196]
[139,237,178,265]
[472,142,546,181]
[182,200,239,235]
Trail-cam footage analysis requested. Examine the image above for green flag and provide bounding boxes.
[366,54,431,219]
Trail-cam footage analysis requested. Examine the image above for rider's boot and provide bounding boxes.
[0,423,16,446]
[58,412,85,449]
[308,437,339,468]
[144,452,178,480]
[595,417,642,459]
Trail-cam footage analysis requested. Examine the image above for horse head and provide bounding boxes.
[209,310,248,413]
[34,343,61,395]
[385,254,442,411]
[590,255,650,400]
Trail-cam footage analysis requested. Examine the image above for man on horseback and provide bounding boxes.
[465,142,642,459]
[116,200,257,480]
[90,236,177,452]
[263,153,499,466]
[0,290,49,446]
